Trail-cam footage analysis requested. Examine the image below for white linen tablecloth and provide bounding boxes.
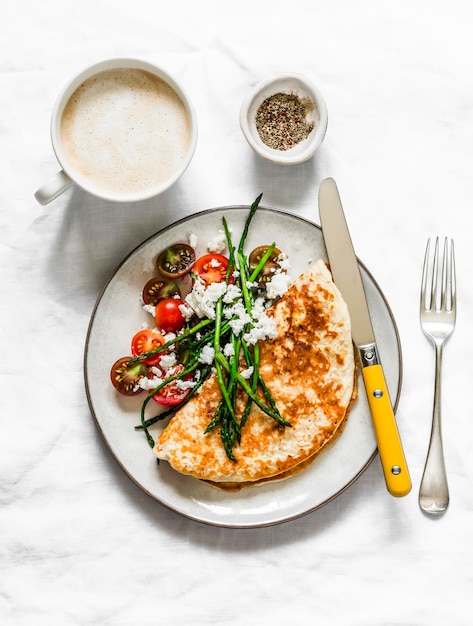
[2,1,473,624]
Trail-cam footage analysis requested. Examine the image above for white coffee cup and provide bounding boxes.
[35,58,198,205]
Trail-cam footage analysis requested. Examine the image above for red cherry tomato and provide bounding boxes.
[131,329,166,365]
[193,253,232,285]
[152,365,193,406]
[155,298,186,333]
[110,357,149,396]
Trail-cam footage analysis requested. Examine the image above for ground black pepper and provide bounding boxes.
[255,92,315,151]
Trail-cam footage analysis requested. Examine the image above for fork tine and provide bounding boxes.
[422,237,440,312]
[421,238,432,311]
[432,237,442,311]
[436,237,444,311]
[436,237,454,313]
[451,239,456,313]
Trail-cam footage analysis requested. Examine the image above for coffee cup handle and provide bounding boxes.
[34,170,74,205]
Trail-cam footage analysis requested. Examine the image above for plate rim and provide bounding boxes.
[84,204,403,528]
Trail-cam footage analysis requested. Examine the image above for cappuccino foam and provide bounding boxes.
[59,68,191,197]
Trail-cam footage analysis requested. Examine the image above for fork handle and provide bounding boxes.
[419,343,449,515]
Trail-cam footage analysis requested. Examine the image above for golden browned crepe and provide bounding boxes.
[154,260,357,486]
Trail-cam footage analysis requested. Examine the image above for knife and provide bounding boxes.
[318,178,411,497]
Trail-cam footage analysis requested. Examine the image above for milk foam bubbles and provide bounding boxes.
[59,68,191,197]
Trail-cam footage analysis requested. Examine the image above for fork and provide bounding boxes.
[419,237,456,515]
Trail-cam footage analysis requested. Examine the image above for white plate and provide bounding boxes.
[84,206,402,528]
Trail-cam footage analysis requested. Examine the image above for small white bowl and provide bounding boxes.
[240,73,328,165]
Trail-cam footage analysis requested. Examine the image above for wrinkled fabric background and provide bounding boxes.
[2,1,473,624]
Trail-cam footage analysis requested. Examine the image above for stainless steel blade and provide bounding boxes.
[318,178,375,348]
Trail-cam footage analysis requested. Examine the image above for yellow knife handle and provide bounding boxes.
[361,364,411,497]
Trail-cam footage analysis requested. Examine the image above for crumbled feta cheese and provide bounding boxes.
[175,378,197,391]
[242,298,278,345]
[229,318,245,336]
[143,303,156,316]
[222,299,245,320]
[164,365,181,378]
[178,302,195,322]
[198,344,215,365]
[252,296,267,316]
[223,283,242,304]
[224,300,252,335]
[185,277,227,319]
[240,366,254,380]
[137,375,164,391]
[277,252,291,271]
[159,353,177,373]
[223,342,235,358]
[265,270,292,300]
[189,233,198,248]
[207,230,227,254]
[244,322,277,345]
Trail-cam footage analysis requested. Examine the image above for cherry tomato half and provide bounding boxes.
[193,253,232,285]
[248,245,282,285]
[152,365,193,406]
[156,244,196,279]
[110,357,149,396]
[155,297,186,333]
[131,329,166,365]
[142,277,180,306]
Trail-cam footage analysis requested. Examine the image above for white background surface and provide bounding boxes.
[2,1,473,624]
